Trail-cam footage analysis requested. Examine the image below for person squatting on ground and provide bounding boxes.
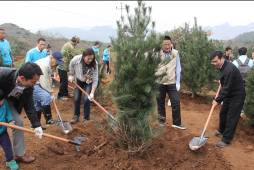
[0,62,44,163]
[210,51,246,148]
[33,52,64,127]
[155,35,186,130]
[0,99,19,170]
[68,48,99,124]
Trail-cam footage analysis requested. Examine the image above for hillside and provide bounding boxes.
[0,23,96,56]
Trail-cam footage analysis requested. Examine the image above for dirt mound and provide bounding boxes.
[20,120,232,170]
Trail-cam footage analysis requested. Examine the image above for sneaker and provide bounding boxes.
[57,96,69,101]
[214,130,223,137]
[6,160,19,170]
[167,99,171,106]
[46,119,55,126]
[215,141,228,148]
[172,124,187,130]
[82,119,89,124]
[70,115,79,124]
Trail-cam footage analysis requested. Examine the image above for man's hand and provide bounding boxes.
[88,93,94,101]
[212,100,219,106]
[9,121,15,125]
[176,83,180,91]
[0,99,4,105]
[68,75,74,83]
[34,127,43,139]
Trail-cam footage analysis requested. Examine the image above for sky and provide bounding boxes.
[1,1,254,33]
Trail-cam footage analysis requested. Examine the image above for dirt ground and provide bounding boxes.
[1,76,254,170]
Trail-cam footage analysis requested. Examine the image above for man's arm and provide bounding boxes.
[175,54,181,86]
[215,70,234,103]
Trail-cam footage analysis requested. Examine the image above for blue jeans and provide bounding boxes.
[33,84,52,112]
[74,80,92,120]
[0,131,14,161]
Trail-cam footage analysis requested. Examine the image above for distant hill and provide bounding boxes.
[0,23,95,56]
[43,26,117,43]
[204,23,254,40]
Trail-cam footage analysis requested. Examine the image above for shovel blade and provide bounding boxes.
[189,136,208,151]
[56,121,73,134]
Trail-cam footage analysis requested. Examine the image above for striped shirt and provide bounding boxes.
[69,54,98,88]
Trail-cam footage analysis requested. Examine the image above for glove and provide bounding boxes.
[68,75,74,83]
[176,83,180,91]
[88,93,94,101]
[34,127,43,139]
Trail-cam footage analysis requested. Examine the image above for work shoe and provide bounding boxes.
[6,160,19,170]
[46,119,55,126]
[167,99,171,107]
[214,130,223,137]
[70,115,79,124]
[82,119,89,125]
[172,124,187,130]
[14,155,35,163]
[215,141,228,148]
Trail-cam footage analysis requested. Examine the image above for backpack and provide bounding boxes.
[236,58,251,80]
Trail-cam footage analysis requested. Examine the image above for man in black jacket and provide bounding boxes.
[210,51,246,148]
[0,62,44,163]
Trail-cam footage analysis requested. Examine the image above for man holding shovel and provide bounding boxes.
[210,51,245,148]
[0,62,44,163]
[33,52,64,127]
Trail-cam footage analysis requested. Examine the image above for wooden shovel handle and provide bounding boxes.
[0,122,76,145]
[73,82,116,120]
[200,84,222,137]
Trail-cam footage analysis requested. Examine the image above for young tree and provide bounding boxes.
[179,18,222,97]
[243,68,254,126]
[111,0,160,152]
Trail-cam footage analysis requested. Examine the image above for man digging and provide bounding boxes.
[210,51,246,148]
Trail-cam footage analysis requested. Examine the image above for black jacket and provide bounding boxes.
[0,67,41,128]
[215,60,245,103]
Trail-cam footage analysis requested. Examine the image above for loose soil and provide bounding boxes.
[1,76,253,170]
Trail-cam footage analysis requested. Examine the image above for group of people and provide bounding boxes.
[0,26,253,170]
[0,27,111,170]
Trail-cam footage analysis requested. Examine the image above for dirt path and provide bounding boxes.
[0,76,253,170]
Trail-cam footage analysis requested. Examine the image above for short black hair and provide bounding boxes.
[37,38,46,44]
[94,41,100,46]
[107,44,112,48]
[225,46,232,51]
[238,47,247,55]
[210,51,224,60]
[18,62,43,79]
[163,35,171,41]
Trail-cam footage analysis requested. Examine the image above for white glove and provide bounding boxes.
[88,93,94,101]
[68,75,74,83]
[176,83,180,91]
[34,127,43,139]
[51,95,55,101]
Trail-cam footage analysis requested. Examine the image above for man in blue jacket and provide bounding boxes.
[0,28,14,67]
[25,38,47,63]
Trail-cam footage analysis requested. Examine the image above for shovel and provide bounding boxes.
[73,82,117,122]
[0,122,81,147]
[189,84,221,151]
[52,97,73,134]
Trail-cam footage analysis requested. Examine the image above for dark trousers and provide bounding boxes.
[74,79,92,120]
[58,69,69,98]
[157,84,181,125]
[0,131,14,162]
[38,105,53,123]
[219,95,245,143]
